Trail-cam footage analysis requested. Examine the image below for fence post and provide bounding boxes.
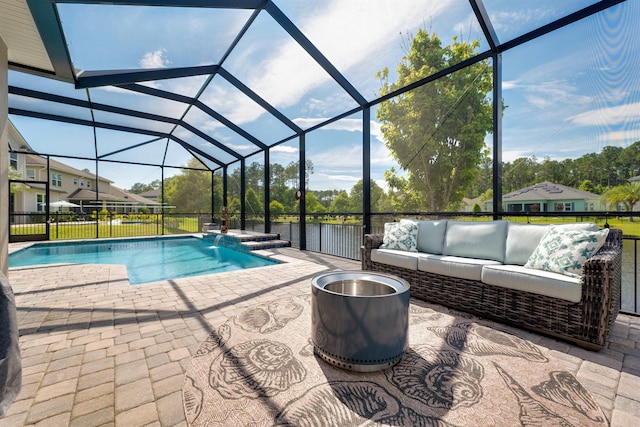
[319,222,322,252]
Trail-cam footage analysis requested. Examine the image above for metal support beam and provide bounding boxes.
[76,65,220,88]
[118,83,268,150]
[25,0,75,82]
[469,0,499,51]
[55,0,265,8]
[218,67,302,134]
[211,170,215,221]
[240,158,246,230]
[264,149,271,233]
[265,1,367,106]
[492,53,503,218]
[10,86,240,161]
[222,166,228,209]
[299,133,306,250]
[45,157,50,239]
[363,108,371,236]
[8,107,224,168]
[497,0,625,53]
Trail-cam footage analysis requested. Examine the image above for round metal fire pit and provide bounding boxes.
[311,270,410,372]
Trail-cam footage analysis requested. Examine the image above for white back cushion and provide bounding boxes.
[401,219,448,254]
[443,220,508,262]
[505,222,599,265]
[504,223,548,265]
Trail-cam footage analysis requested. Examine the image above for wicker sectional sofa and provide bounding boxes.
[362,220,622,350]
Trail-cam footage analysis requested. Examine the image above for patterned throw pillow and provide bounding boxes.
[380,222,419,252]
[524,226,609,278]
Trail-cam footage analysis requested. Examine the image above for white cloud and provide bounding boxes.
[204,1,455,126]
[598,129,640,145]
[370,140,395,167]
[139,49,171,68]
[290,117,385,144]
[271,145,298,154]
[225,143,254,152]
[503,80,519,90]
[316,173,359,183]
[293,117,362,131]
[489,9,555,33]
[452,12,482,40]
[569,102,640,127]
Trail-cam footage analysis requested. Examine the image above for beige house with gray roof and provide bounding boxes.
[8,120,159,214]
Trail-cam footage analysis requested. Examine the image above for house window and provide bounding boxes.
[51,172,62,187]
[9,152,18,169]
[80,179,85,187]
[87,181,91,188]
[36,194,45,212]
[73,178,78,185]
[556,202,572,212]
[26,169,35,179]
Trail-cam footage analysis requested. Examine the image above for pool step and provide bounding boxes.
[241,240,292,250]
[203,230,291,251]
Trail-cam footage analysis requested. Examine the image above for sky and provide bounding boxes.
[8,0,640,192]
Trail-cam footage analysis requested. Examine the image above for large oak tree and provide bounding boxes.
[377,30,493,211]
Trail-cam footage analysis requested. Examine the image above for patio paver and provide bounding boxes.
[3,245,640,426]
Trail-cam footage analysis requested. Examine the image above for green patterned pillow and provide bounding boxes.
[380,222,419,252]
[524,226,609,278]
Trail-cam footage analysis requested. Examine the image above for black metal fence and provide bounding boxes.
[9,212,208,242]
[8,210,640,316]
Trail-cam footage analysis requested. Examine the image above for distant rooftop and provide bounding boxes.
[502,182,601,201]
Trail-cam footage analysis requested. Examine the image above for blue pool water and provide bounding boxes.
[8,237,278,284]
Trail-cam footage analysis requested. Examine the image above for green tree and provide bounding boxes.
[163,158,214,213]
[376,30,493,212]
[604,182,640,220]
[579,180,597,194]
[502,157,538,193]
[329,190,351,213]
[227,196,241,215]
[304,192,326,214]
[384,168,422,212]
[269,200,285,216]
[128,179,160,194]
[349,179,387,213]
[245,188,264,214]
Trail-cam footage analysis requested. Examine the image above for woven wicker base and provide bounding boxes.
[362,228,623,350]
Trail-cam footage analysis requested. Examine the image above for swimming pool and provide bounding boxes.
[8,236,279,284]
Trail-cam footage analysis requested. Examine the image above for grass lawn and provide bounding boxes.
[11,217,200,240]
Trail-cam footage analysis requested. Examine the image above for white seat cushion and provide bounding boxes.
[481,264,581,303]
[418,254,502,281]
[371,249,420,270]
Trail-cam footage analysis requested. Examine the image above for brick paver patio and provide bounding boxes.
[3,244,640,426]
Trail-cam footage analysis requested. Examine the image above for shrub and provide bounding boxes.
[98,209,110,221]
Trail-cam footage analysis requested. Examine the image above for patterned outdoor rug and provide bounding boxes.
[182,295,607,426]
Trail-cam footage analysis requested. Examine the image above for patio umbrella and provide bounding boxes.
[49,200,81,208]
